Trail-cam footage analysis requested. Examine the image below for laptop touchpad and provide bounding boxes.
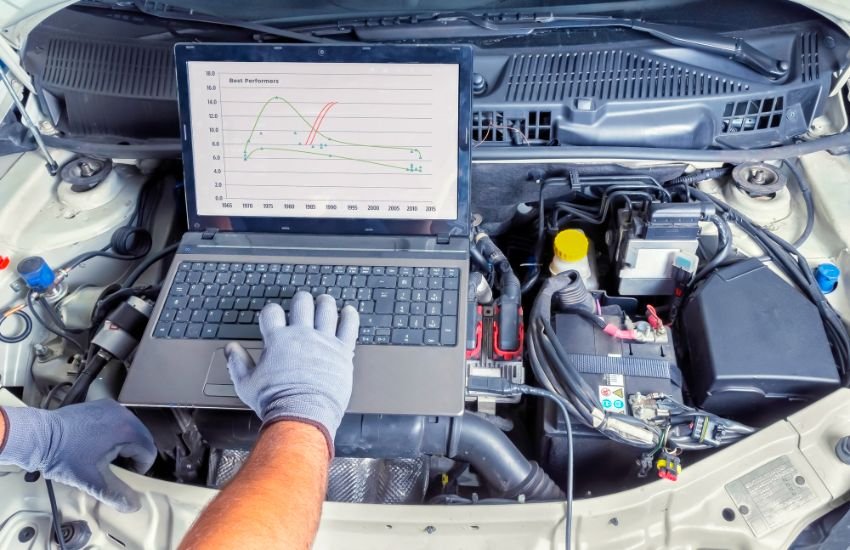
[204,347,263,390]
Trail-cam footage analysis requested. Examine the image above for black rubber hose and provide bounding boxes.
[782,158,815,248]
[469,240,490,272]
[333,413,563,501]
[60,350,109,406]
[531,276,604,413]
[691,214,733,285]
[122,243,179,288]
[0,309,32,344]
[447,413,564,500]
[495,262,521,351]
[664,166,731,187]
[28,294,84,353]
[522,178,573,295]
[553,270,596,312]
[475,233,521,351]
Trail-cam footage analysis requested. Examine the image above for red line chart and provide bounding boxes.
[305,101,337,145]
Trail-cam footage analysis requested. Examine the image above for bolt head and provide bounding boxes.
[18,526,35,543]
[38,120,58,136]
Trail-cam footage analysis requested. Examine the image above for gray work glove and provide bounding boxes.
[0,399,156,513]
[225,292,359,456]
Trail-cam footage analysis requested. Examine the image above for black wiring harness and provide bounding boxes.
[686,183,850,382]
[527,271,756,455]
[528,273,661,449]
[522,172,673,294]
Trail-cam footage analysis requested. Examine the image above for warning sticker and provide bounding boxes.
[598,385,627,414]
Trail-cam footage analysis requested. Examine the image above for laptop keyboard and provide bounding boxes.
[153,262,460,346]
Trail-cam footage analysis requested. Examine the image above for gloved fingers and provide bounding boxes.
[225,342,256,383]
[51,463,142,514]
[337,305,359,349]
[288,291,314,327]
[259,302,287,341]
[95,467,144,513]
[109,405,157,473]
[117,441,157,475]
[314,294,338,336]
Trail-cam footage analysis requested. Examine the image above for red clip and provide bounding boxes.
[465,305,483,360]
[493,306,524,361]
[0,256,9,270]
[657,470,678,482]
[646,304,663,330]
[603,324,637,340]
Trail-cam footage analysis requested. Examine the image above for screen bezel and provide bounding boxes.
[175,43,471,237]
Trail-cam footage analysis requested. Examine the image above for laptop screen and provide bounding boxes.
[185,58,459,223]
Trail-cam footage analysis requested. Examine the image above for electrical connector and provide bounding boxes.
[466,375,522,397]
[629,392,672,422]
[690,415,723,447]
[656,451,682,481]
[637,452,655,478]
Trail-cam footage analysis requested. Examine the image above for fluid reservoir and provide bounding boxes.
[550,229,599,290]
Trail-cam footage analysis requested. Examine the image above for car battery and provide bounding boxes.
[540,306,683,494]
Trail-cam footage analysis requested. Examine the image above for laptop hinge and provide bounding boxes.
[436,233,451,245]
[201,228,220,240]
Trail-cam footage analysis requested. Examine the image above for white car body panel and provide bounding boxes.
[0,2,849,549]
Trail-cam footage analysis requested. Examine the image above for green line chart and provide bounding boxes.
[240,96,425,173]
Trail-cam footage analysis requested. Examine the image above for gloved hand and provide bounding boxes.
[0,399,156,513]
[225,292,359,456]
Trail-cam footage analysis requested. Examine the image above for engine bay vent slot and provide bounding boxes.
[473,110,552,146]
[526,111,552,142]
[505,52,750,102]
[473,110,509,143]
[721,96,784,133]
[800,32,820,82]
[41,38,175,99]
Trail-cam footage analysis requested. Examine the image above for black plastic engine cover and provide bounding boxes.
[682,259,840,420]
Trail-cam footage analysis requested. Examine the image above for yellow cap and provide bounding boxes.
[553,229,589,262]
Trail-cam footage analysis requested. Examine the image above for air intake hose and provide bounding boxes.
[447,413,563,499]
[333,413,563,501]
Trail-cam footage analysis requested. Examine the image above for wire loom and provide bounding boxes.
[526,271,754,452]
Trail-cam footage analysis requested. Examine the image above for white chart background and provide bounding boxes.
[187,60,459,220]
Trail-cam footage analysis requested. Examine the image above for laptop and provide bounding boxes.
[120,43,472,416]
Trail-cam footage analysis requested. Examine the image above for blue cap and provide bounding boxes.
[815,263,840,294]
[16,256,55,292]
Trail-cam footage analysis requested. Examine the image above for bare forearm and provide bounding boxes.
[180,421,330,550]
[0,409,6,451]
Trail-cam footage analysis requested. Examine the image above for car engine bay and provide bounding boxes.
[0,0,850,519]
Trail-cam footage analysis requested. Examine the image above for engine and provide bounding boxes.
[1,153,846,505]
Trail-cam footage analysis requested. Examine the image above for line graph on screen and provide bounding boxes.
[189,60,458,219]
[238,96,425,174]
